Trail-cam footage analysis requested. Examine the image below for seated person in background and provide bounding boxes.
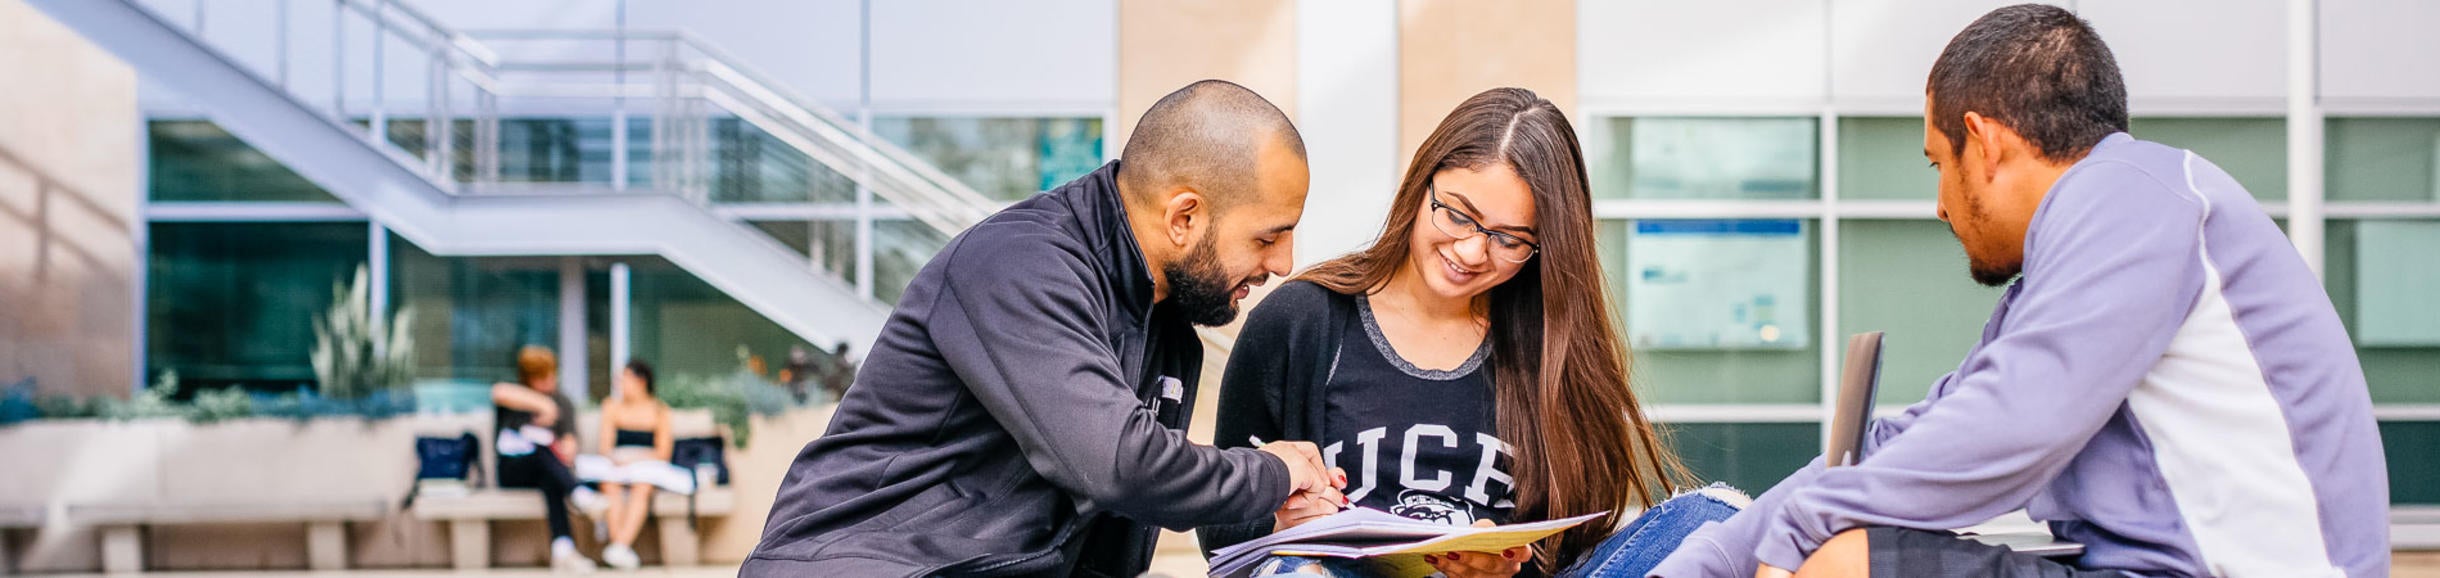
[594,360,672,571]
[492,345,607,573]
[1651,5,2388,577]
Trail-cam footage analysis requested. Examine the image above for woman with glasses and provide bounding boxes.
[1199,88,1744,578]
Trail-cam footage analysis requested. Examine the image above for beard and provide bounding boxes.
[1967,253,2021,287]
[1948,220,2021,287]
[1946,193,2021,288]
[1162,233,1244,327]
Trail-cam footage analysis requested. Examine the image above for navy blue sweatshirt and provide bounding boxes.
[743,161,1291,577]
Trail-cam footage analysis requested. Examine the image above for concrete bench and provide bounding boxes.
[2394,506,2440,549]
[411,487,734,569]
[67,499,390,573]
[0,505,44,575]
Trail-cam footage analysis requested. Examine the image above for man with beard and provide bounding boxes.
[743,80,1344,577]
[1651,5,2386,578]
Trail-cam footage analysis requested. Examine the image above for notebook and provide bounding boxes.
[1205,508,1606,578]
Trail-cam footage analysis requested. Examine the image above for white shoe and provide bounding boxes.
[552,537,598,574]
[571,487,609,517]
[603,544,642,571]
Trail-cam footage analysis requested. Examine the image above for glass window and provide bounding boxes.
[1837,220,2008,406]
[2326,117,2440,203]
[147,222,369,391]
[871,117,1107,201]
[747,220,858,288]
[2324,219,2440,405]
[2382,421,2440,504]
[149,120,340,202]
[1837,117,1938,201]
[1601,219,1822,405]
[710,119,855,203]
[1585,117,1819,200]
[1666,422,1819,496]
[387,238,564,386]
[629,262,815,381]
[2128,117,2287,202]
[874,219,954,305]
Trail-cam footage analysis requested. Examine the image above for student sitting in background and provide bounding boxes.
[491,345,608,573]
[1652,5,2388,577]
[592,360,672,571]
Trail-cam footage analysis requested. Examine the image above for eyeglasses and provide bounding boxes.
[1426,184,1540,263]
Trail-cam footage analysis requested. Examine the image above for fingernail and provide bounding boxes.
[1423,555,1436,564]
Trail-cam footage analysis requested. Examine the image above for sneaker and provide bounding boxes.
[571,487,610,517]
[552,537,598,574]
[603,544,642,571]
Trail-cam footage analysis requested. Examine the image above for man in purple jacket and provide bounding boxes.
[1652,5,2389,577]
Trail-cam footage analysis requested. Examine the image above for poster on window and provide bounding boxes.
[1626,219,1811,350]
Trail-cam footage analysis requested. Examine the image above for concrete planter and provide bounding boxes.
[0,406,816,573]
[0,414,484,572]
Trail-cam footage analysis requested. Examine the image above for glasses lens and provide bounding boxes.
[1430,203,1474,240]
[1492,236,1535,263]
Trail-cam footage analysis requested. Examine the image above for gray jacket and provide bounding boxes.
[742,161,1291,577]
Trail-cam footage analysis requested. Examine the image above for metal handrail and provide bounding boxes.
[158,0,1029,305]
[458,28,999,233]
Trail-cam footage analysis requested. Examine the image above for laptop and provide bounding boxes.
[1824,332,1884,467]
[1824,331,2084,558]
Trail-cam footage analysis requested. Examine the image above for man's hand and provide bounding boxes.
[1257,440,1341,494]
[1271,483,1347,532]
[1425,522,1527,578]
[1757,563,1795,578]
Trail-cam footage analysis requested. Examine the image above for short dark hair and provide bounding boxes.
[1928,4,2128,162]
[1118,80,1306,208]
[624,359,655,397]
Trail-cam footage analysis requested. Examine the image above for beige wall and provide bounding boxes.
[1397,0,1578,164]
[1114,0,1299,152]
[0,0,140,400]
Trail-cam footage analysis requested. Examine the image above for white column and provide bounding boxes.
[368,222,390,356]
[2285,0,2325,277]
[1293,0,1401,268]
[610,262,632,370]
[611,0,630,191]
[853,0,876,298]
[559,257,589,403]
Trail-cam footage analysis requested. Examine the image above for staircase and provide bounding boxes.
[27,0,1004,352]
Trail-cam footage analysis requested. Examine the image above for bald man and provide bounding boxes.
[744,80,1343,577]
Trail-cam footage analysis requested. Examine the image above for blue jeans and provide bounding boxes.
[1252,487,1743,577]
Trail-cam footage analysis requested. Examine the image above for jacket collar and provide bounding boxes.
[1066,160,1160,322]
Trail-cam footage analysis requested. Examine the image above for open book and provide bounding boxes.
[1206,508,1606,578]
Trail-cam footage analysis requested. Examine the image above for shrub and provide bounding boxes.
[310,265,416,400]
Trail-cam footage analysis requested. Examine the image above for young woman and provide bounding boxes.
[1201,88,1743,577]
[594,360,672,571]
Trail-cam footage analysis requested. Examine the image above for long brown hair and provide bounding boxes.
[1299,88,1687,569]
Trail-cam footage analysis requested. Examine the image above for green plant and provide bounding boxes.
[186,386,255,424]
[659,346,802,447]
[99,370,187,421]
[310,265,416,400]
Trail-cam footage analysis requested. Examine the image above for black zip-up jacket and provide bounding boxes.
[742,161,1291,577]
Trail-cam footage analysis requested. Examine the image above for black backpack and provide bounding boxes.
[400,432,483,509]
